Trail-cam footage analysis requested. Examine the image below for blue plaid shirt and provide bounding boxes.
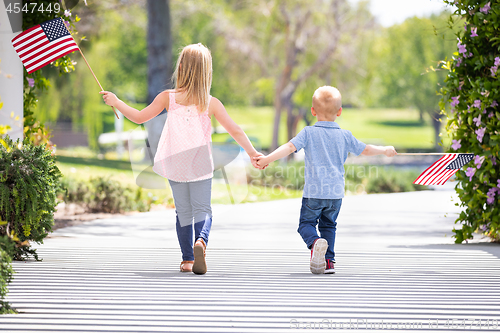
[290,121,366,199]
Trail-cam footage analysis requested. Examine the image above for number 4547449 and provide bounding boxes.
[6,2,61,14]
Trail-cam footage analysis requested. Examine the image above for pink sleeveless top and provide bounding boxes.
[152,92,213,182]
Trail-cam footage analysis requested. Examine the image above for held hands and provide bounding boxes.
[384,146,397,157]
[99,91,119,107]
[249,152,268,170]
[253,155,269,169]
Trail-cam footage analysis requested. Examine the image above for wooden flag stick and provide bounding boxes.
[61,18,119,119]
[397,153,448,156]
[77,49,119,119]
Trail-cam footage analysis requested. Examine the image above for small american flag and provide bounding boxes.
[11,18,79,74]
[414,153,474,185]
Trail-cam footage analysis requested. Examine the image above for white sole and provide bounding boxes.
[310,238,328,274]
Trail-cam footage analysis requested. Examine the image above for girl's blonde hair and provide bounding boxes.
[172,43,213,112]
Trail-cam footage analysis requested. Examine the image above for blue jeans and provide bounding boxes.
[297,197,342,262]
[169,178,212,261]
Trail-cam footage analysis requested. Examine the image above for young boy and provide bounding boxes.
[255,86,396,274]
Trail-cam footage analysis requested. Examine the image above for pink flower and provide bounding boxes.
[475,127,486,143]
[487,187,496,205]
[495,57,500,66]
[27,78,35,88]
[492,156,497,166]
[458,41,467,54]
[491,100,498,108]
[456,57,463,67]
[497,179,500,188]
[491,66,498,77]
[64,9,71,17]
[480,2,491,14]
[451,139,461,150]
[489,112,494,118]
[466,167,476,181]
[451,96,460,109]
[473,114,482,126]
[474,155,483,168]
[473,100,482,108]
[471,27,478,37]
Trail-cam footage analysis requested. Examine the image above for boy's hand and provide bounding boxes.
[384,146,397,157]
[249,152,267,169]
[100,91,119,107]
[254,155,269,169]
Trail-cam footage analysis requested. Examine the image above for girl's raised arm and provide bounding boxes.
[100,90,170,124]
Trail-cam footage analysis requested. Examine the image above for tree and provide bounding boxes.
[145,0,173,157]
[363,14,457,151]
[270,0,374,148]
[187,0,374,149]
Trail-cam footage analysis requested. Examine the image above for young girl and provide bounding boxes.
[100,43,262,274]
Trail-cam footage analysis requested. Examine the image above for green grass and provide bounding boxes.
[216,106,438,149]
[337,108,436,149]
[104,104,439,150]
[56,106,440,207]
[55,148,303,205]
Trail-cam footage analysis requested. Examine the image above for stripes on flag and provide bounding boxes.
[413,153,474,185]
[11,18,79,74]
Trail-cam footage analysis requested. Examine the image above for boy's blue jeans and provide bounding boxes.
[298,197,342,262]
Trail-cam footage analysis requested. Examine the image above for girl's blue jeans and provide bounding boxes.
[297,197,342,262]
[169,178,212,262]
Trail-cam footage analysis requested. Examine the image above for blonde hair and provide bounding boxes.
[172,43,213,111]
[312,86,342,115]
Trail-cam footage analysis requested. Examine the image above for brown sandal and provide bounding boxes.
[180,260,194,272]
[192,239,207,275]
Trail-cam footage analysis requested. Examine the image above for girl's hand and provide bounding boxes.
[249,151,267,169]
[100,91,119,107]
[254,155,269,169]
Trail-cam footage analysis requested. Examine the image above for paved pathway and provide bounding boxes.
[1,190,500,332]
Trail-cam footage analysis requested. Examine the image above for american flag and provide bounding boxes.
[414,153,474,185]
[11,18,79,74]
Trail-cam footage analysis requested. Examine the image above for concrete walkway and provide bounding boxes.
[1,190,500,332]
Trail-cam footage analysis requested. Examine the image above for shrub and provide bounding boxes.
[60,176,154,213]
[440,1,500,243]
[248,161,426,194]
[0,244,15,314]
[0,136,62,260]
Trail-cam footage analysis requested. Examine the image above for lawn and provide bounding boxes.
[55,150,303,206]
[111,105,440,150]
[56,105,440,207]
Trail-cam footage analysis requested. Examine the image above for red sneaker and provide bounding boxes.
[310,238,327,274]
[324,259,335,274]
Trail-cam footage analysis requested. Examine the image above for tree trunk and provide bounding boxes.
[271,96,283,151]
[431,110,443,152]
[145,0,172,158]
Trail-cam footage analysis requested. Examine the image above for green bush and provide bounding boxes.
[0,244,15,314]
[441,1,500,243]
[0,136,61,260]
[365,168,428,194]
[60,176,154,213]
[248,162,426,194]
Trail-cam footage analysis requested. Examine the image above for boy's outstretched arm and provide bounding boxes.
[255,142,297,168]
[361,144,397,157]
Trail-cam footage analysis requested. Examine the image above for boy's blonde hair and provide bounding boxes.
[172,43,213,111]
[312,86,342,115]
